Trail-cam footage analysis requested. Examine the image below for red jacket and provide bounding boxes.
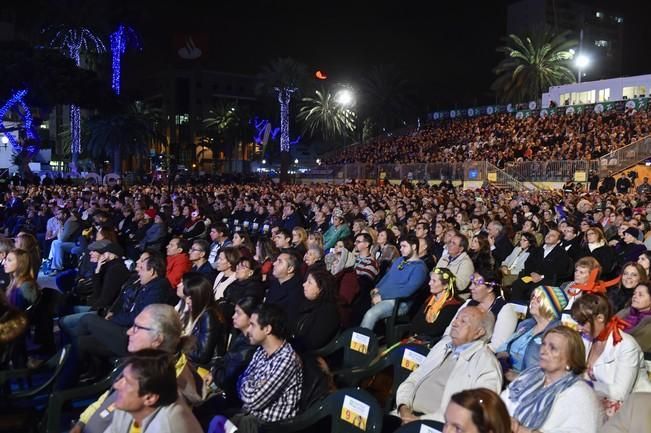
[166,253,192,289]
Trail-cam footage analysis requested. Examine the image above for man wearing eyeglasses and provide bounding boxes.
[189,239,217,284]
[70,305,202,433]
[74,251,171,381]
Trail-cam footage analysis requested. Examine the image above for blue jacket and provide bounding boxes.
[499,318,561,371]
[376,257,428,300]
[110,276,171,328]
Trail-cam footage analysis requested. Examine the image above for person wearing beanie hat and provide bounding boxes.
[615,226,647,268]
[496,285,569,379]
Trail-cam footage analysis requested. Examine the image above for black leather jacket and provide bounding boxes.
[188,307,225,366]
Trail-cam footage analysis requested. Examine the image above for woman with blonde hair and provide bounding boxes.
[291,226,309,258]
[409,267,462,342]
[307,232,324,250]
[4,248,39,310]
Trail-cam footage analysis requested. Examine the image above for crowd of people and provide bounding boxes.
[0,174,651,432]
[325,108,651,167]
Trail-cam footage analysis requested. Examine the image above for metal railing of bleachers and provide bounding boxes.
[597,134,651,175]
[502,160,600,182]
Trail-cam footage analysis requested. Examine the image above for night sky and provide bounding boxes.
[11,0,651,110]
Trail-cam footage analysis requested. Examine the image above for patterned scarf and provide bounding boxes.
[509,366,581,430]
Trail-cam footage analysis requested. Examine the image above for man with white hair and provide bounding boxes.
[393,306,502,425]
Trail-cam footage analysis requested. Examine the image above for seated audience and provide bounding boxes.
[103,350,203,433]
[617,283,651,351]
[4,248,39,310]
[361,235,428,330]
[392,306,501,425]
[608,262,647,312]
[409,267,463,343]
[189,239,217,284]
[436,231,475,293]
[443,388,511,433]
[212,304,302,430]
[293,268,339,352]
[571,293,651,419]
[265,251,304,321]
[501,326,600,433]
[177,272,225,366]
[213,247,241,300]
[165,237,192,290]
[70,304,201,433]
[74,251,171,378]
[496,285,568,381]
[500,232,535,287]
[445,268,517,350]
[510,228,573,302]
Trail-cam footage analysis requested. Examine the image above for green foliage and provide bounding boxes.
[297,89,355,143]
[491,30,577,103]
[82,102,165,173]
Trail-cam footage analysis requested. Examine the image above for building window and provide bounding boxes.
[175,113,189,125]
[594,40,608,47]
[598,88,611,102]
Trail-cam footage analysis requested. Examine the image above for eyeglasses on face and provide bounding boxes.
[469,275,499,287]
[131,323,155,333]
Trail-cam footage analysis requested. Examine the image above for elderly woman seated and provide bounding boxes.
[501,326,600,433]
[496,285,569,382]
[571,293,651,420]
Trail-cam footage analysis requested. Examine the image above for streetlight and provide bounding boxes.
[0,136,8,145]
[575,54,590,84]
[294,158,299,164]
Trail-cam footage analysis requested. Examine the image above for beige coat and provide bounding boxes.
[396,338,502,422]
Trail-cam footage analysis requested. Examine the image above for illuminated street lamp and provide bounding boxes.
[575,54,590,84]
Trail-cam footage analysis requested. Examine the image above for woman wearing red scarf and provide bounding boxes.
[571,293,651,421]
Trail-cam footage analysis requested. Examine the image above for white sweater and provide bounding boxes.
[501,380,600,433]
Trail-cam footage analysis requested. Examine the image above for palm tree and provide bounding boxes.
[256,58,308,182]
[358,65,413,141]
[298,89,355,146]
[47,25,106,171]
[491,30,577,103]
[202,101,241,172]
[82,102,165,174]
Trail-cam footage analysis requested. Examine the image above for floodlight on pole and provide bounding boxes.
[575,54,590,83]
